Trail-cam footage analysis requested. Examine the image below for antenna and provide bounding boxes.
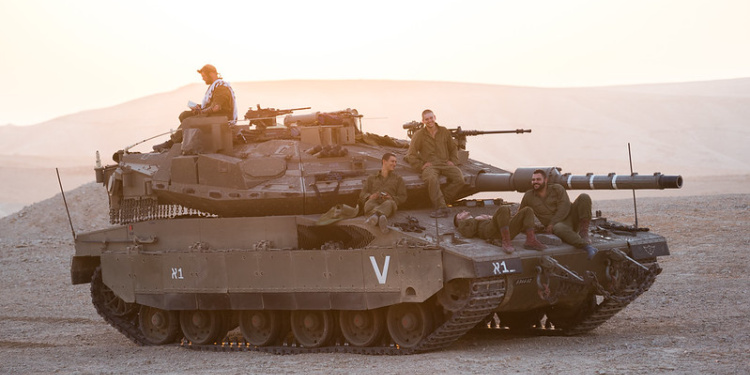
[628,143,639,229]
[56,168,77,240]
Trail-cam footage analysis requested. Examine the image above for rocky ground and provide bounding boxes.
[1,184,748,374]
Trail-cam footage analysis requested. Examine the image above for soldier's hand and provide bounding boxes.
[422,162,432,170]
[544,225,553,233]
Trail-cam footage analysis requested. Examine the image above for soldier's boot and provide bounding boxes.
[152,139,174,152]
[365,214,378,226]
[500,226,515,254]
[584,245,599,260]
[523,228,547,251]
[377,215,390,234]
[578,218,592,244]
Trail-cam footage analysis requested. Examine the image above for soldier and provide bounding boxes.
[453,205,546,254]
[360,152,407,233]
[153,64,237,152]
[405,109,465,218]
[520,169,599,259]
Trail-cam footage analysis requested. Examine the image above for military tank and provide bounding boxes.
[70,106,682,354]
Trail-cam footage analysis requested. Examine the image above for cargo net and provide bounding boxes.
[110,197,215,225]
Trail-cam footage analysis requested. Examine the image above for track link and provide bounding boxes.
[90,267,151,346]
[181,276,506,355]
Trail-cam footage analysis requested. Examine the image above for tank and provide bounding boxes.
[70,106,682,354]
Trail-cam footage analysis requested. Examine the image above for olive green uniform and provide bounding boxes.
[520,184,592,248]
[359,170,407,217]
[457,206,536,240]
[405,124,465,209]
[173,84,235,143]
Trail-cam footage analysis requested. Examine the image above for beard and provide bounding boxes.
[533,181,546,191]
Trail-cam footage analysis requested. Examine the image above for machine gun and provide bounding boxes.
[244,105,311,129]
[403,121,531,149]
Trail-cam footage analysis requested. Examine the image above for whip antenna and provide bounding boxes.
[56,168,77,240]
[628,143,639,229]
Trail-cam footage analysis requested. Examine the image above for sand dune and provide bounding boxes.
[1,79,748,217]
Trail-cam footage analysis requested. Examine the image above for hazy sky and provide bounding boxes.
[1,0,749,126]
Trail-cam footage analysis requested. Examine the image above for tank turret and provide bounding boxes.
[71,105,681,354]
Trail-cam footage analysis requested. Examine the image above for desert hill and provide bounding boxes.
[1,79,749,217]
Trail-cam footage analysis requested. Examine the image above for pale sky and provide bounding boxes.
[1,0,749,126]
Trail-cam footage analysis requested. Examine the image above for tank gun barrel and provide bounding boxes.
[475,167,683,193]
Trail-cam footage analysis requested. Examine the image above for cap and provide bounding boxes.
[197,64,217,74]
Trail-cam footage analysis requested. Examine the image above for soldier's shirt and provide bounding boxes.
[520,183,571,227]
[359,171,407,207]
[405,124,459,170]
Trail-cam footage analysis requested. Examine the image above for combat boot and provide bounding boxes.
[500,226,515,254]
[523,228,547,251]
[584,244,599,260]
[579,218,592,244]
[377,215,390,234]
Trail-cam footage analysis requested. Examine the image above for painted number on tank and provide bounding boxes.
[171,267,184,280]
[493,261,511,275]
[369,256,390,284]
[474,258,522,277]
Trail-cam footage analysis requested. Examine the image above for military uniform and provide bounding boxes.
[405,124,465,209]
[359,170,407,218]
[456,206,536,240]
[173,82,236,143]
[520,184,592,248]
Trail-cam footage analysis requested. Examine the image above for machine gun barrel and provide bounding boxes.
[475,167,683,193]
[453,128,531,136]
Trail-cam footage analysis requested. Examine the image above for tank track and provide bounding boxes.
[482,261,662,336]
[559,261,661,335]
[181,276,506,355]
[90,267,151,346]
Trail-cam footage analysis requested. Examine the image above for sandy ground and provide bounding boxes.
[0,184,748,374]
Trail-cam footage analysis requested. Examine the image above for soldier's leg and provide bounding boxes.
[363,198,380,217]
[508,207,536,239]
[569,193,593,243]
[421,167,447,209]
[375,200,398,217]
[553,219,588,248]
[490,206,515,253]
[440,165,466,203]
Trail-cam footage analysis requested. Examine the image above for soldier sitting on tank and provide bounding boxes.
[359,152,407,234]
[521,169,599,260]
[153,64,237,152]
[405,109,465,218]
[453,205,546,254]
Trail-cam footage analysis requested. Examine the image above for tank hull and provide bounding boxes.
[73,203,667,352]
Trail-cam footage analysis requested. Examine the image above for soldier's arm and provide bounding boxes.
[405,133,425,170]
[394,176,408,205]
[359,177,373,204]
[207,85,232,113]
[549,185,571,225]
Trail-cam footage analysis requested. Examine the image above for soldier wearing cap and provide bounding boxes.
[153,64,237,152]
